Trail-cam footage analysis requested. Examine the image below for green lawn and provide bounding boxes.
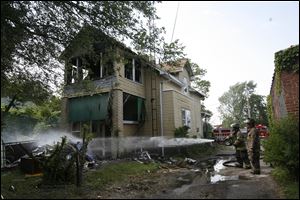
[1,161,159,199]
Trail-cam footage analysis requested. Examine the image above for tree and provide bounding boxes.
[201,104,213,138]
[1,1,164,95]
[218,81,268,127]
[190,62,211,97]
[161,39,186,64]
[1,74,52,105]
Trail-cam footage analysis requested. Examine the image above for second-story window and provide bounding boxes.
[125,58,142,83]
[100,52,114,79]
[135,59,142,83]
[70,57,82,83]
[182,109,191,128]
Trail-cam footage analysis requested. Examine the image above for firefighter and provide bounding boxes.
[245,118,261,174]
[230,123,251,168]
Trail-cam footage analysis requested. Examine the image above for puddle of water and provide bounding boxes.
[213,159,226,172]
[210,174,239,184]
[173,184,192,195]
[209,159,239,184]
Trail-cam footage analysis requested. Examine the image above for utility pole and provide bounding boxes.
[171,2,180,43]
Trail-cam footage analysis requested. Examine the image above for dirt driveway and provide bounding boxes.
[97,145,283,199]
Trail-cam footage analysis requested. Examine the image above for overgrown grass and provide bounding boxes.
[85,161,159,189]
[271,167,299,199]
[1,161,159,199]
[263,116,299,199]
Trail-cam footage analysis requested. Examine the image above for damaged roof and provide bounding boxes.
[60,26,203,97]
[160,58,194,77]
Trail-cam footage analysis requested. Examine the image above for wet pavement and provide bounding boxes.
[147,146,282,199]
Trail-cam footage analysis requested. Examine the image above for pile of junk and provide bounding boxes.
[1,138,96,175]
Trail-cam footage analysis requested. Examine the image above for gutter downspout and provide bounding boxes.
[160,81,164,157]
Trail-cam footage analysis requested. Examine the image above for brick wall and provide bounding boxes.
[281,71,299,120]
[270,71,299,121]
[270,80,287,121]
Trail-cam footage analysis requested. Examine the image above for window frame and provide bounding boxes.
[181,108,192,128]
[124,58,143,84]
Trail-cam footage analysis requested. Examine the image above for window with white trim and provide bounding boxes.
[181,109,191,128]
[125,58,142,83]
[182,78,188,94]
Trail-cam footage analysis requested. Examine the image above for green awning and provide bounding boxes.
[68,93,109,122]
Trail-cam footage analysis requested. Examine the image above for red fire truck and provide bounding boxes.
[213,124,269,145]
[213,126,231,143]
[256,124,269,138]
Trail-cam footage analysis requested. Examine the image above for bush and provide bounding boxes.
[263,116,299,180]
[42,136,76,185]
[174,126,190,138]
[271,167,299,199]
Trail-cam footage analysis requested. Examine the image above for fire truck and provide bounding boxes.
[213,124,269,145]
[212,126,231,143]
[256,124,269,138]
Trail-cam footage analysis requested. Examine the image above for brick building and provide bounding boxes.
[269,45,299,121]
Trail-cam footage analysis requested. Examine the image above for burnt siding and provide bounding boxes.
[63,76,117,97]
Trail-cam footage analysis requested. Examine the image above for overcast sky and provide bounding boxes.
[155,1,299,125]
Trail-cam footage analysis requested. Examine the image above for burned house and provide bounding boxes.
[60,26,205,158]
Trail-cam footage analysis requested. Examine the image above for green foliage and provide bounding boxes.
[1,112,37,136]
[1,161,159,199]
[1,75,52,105]
[42,136,76,185]
[272,167,292,185]
[274,45,299,95]
[263,116,299,180]
[1,96,61,135]
[1,1,164,92]
[190,62,211,97]
[218,81,268,127]
[85,162,159,189]
[203,121,213,138]
[174,126,190,138]
[266,95,274,126]
[162,39,186,64]
[271,167,299,199]
[275,45,299,73]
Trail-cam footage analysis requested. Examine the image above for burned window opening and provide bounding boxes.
[123,93,145,122]
[125,58,142,83]
[72,121,81,137]
[66,53,114,84]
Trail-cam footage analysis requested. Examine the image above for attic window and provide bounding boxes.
[88,53,114,80]
[70,57,83,83]
[125,58,142,83]
[182,78,188,94]
[99,53,114,78]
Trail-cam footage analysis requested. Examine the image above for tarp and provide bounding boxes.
[68,93,109,122]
